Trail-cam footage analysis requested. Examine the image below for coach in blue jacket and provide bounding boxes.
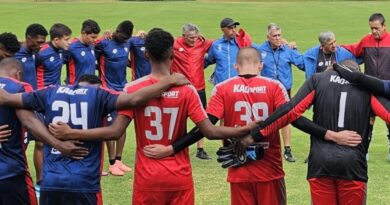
[303,31,357,79]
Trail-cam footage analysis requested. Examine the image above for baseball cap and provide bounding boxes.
[220,18,240,28]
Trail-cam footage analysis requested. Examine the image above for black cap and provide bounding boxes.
[220,18,240,28]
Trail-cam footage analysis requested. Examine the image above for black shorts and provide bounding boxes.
[197,89,207,109]
[40,191,101,205]
[0,173,37,205]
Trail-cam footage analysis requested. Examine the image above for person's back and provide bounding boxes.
[0,77,32,180]
[207,75,288,182]
[307,70,371,180]
[22,84,117,192]
[121,78,205,191]
[129,36,151,80]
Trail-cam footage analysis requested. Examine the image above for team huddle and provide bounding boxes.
[1,11,390,205]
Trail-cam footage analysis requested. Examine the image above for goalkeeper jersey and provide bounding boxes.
[259,70,390,182]
[119,75,207,191]
[206,75,289,183]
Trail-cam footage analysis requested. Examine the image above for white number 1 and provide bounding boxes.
[338,92,347,128]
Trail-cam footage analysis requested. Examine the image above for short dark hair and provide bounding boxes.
[25,23,48,38]
[0,57,23,73]
[49,23,72,41]
[145,28,174,63]
[77,74,102,85]
[81,19,101,35]
[0,32,20,55]
[116,20,134,39]
[369,13,385,25]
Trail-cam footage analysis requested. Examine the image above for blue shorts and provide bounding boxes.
[40,191,101,205]
[0,173,37,205]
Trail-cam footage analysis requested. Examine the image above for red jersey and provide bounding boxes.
[206,76,289,183]
[171,37,213,91]
[119,76,208,191]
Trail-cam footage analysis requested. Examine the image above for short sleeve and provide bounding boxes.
[97,87,119,116]
[22,88,49,112]
[187,86,208,124]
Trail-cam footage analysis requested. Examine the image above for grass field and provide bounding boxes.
[1,1,390,204]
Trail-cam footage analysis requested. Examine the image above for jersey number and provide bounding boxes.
[52,100,88,130]
[145,106,179,141]
[338,92,347,128]
[234,101,269,124]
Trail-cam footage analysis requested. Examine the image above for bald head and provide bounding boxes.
[0,57,23,80]
[236,47,261,65]
[235,47,262,75]
[340,59,360,72]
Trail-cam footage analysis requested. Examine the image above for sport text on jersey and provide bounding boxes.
[233,84,267,94]
[0,83,5,89]
[56,87,88,95]
[329,75,350,85]
[161,90,179,98]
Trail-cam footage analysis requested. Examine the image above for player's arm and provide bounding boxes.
[16,109,89,159]
[334,63,389,98]
[371,95,390,123]
[115,73,189,110]
[290,47,305,70]
[143,114,220,159]
[0,89,24,108]
[49,115,131,141]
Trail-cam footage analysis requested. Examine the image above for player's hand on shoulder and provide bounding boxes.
[143,144,174,159]
[169,73,190,86]
[325,130,362,147]
[57,140,89,160]
[0,124,11,142]
[136,30,147,39]
[48,121,72,140]
[103,30,112,40]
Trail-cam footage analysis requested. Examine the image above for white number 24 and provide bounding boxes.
[52,100,88,130]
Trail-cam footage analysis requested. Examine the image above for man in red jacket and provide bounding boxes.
[171,23,213,159]
[343,13,390,161]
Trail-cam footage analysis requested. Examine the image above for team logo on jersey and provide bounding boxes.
[161,90,179,98]
[51,148,61,155]
[50,56,55,62]
[233,84,266,93]
[124,47,128,52]
[217,45,222,51]
[179,47,184,52]
[330,75,350,85]
[0,83,5,89]
[112,49,118,54]
[318,61,324,66]
[140,47,145,52]
[21,57,27,62]
[91,50,95,56]
[81,51,86,56]
[261,52,267,59]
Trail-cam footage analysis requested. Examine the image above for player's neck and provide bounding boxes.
[150,62,171,79]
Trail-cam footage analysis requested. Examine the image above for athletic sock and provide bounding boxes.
[109,159,116,165]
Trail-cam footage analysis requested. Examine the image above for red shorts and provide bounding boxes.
[230,178,286,205]
[309,177,366,205]
[132,188,194,205]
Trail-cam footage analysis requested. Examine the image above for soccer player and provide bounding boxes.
[0,58,88,205]
[249,60,390,205]
[0,66,189,205]
[343,13,390,160]
[36,23,71,88]
[0,32,20,61]
[95,20,134,176]
[65,19,100,85]
[15,23,48,90]
[48,28,256,205]
[128,32,151,80]
[14,23,48,197]
[172,23,213,160]
[255,23,305,162]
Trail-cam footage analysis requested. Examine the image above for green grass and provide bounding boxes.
[2,1,390,204]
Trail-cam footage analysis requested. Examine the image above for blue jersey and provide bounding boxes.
[128,37,151,80]
[65,39,97,85]
[22,85,118,193]
[36,43,66,89]
[14,46,38,90]
[95,37,130,91]
[0,77,32,180]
